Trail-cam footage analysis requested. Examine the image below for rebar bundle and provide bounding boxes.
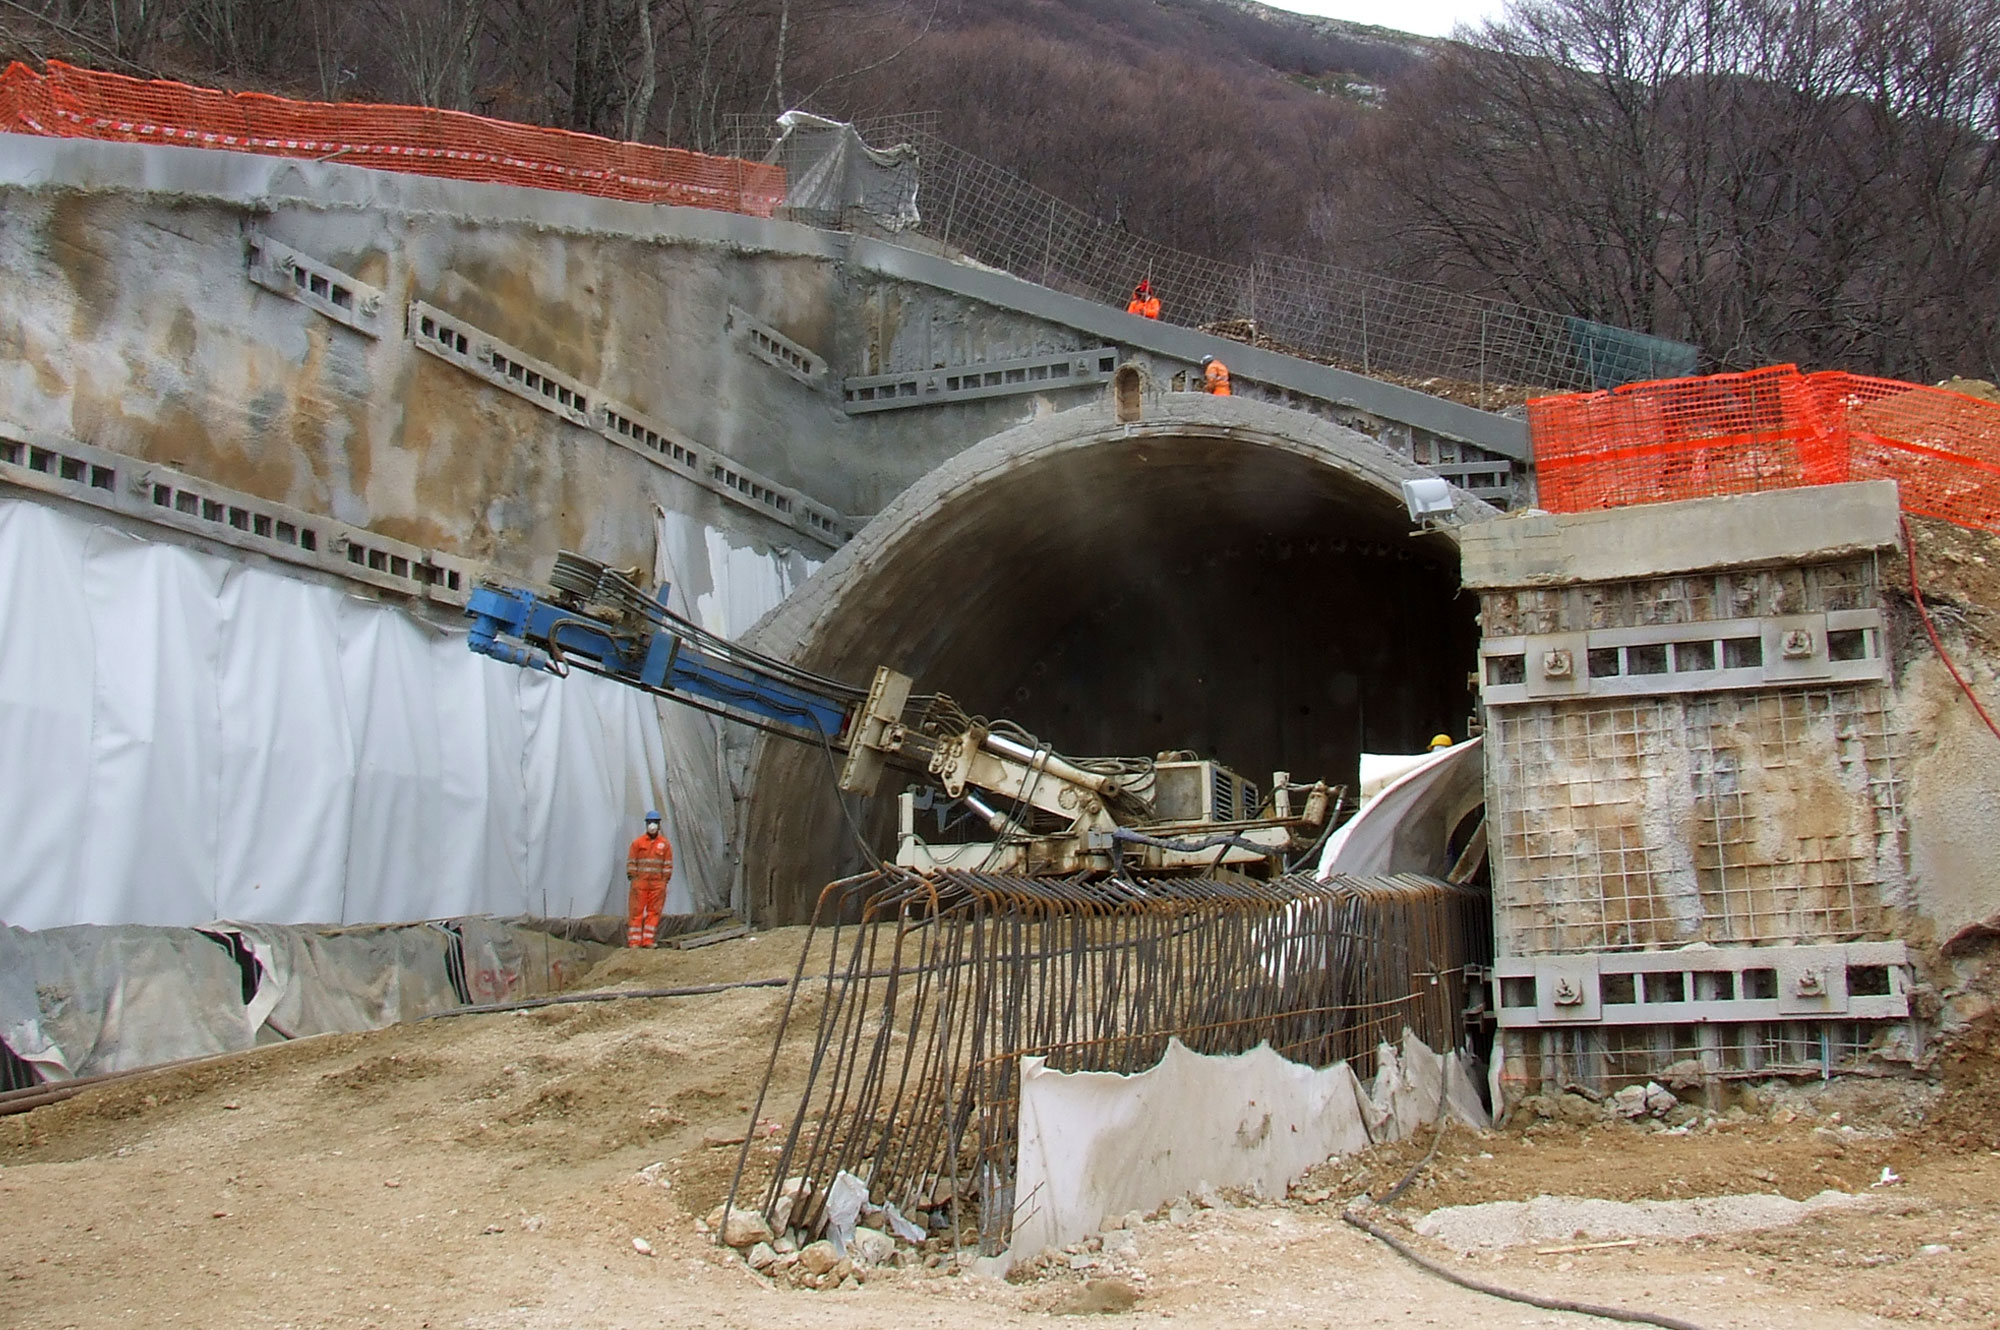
[728,869,1488,1253]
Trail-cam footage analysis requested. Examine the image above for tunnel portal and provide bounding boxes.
[739,396,1487,922]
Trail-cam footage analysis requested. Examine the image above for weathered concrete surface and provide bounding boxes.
[0,135,1131,594]
[0,135,1522,585]
[0,133,1515,927]
[1898,652,2000,946]
[738,393,1492,922]
[1460,482,1903,589]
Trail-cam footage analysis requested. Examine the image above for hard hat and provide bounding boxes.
[1428,734,1453,750]
[1136,278,1151,293]
[644,809,662,822]
[1200,355,1216,368]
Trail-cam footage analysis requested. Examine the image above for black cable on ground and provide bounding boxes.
[1339,1210,1711,1330]
[1338,1073,1712,1330]
[1336,1104,1712,1328]
[419,976,787,1020]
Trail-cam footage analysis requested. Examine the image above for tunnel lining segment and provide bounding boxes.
[737,395,1496,923]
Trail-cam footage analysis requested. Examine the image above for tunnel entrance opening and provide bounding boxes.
[740,403,1486,923]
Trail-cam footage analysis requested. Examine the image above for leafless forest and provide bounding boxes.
[6,0,1995,380]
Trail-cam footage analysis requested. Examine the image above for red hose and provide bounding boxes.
[1903,516,2000,743]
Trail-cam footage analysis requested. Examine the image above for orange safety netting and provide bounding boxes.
[0,60,785,216]
[1528,365,2000,534]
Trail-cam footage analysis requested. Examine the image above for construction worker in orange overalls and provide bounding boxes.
[1200,355,1232,396]
[625,810,673,948]
[1126,279,1161,319]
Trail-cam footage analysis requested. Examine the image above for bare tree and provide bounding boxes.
[361,0,485,109]
[1348,0,2000,378]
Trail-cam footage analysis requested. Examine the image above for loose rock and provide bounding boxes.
[746,1241,777,1271]
[1610,1082,1678,1120]
[847,1225,896,1267]
[1557,1092,1605,1124]
[798,1240,842,1275]
[704,1205,774,1248]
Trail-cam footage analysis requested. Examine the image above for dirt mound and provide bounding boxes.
[1905,516,2000,638]
[1923,1011,2000,1152]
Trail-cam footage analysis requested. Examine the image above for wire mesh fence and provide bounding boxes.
[724,867,1488,1255]
[724,114,1698,397]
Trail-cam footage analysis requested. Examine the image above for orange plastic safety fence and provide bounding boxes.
[1528,365,2000,535]
[1813,373,2000,534]
[0,61,785,216]
[1528,365,1846,513]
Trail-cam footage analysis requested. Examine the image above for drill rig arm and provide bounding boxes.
[466,553,1337,876]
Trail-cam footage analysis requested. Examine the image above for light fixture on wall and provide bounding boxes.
[1401,475,1458,529]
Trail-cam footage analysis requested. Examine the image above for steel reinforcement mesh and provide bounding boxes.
[1487,687,1908,957]
[1529,366,2000,533]
[1500,1020,1904,1096]
[0,61,785,214]
[725,869,1487,1254]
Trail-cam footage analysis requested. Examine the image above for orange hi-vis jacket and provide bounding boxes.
[1203,359,1232,395]
[1127,293,1161,319]
[627,832,673,885]
[626,831,673,948]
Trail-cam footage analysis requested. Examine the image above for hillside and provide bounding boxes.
[2,0,1993,381]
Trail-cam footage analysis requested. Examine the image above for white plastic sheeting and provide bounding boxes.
[0,918,603,1079]
[773,111,922,231]
[1316,738,1485,879]
[1008,1032,1489,1260]
[652,509,820,913]
[0,924,256,1079]
[0,498,673,929]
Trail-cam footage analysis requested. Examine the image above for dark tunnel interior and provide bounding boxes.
[742,431,1480,922]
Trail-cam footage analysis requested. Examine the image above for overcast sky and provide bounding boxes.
[1260,0,1510,39]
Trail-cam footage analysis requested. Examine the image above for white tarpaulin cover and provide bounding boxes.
[0,923,254,1079]
[0,918,604,1079]
[1009,1031,1487,1260]
[773,111,921,231]
[652,509,819,914]
[1316,738,1485,879]
[0,498,675,930]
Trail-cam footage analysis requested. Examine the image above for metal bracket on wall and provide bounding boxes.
[1492,941,1910,1029]
[1479,609,1887,706]
[244,231,385,338]
[0,424,482,606]
[407,301,853,550]
[729,306,828,390]
[841,347,1119,413]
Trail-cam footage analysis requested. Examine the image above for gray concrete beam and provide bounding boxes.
[1458,480,1903,588]
[0,135,1528,462]
[845,237,1531,461]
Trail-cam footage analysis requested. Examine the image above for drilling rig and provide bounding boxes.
[467,552,1337,877]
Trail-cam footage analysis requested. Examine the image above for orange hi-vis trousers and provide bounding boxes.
[626,832,674,947]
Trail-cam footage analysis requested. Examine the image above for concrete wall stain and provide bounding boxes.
[43,193,118,340]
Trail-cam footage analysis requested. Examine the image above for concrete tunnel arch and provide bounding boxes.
[738,392,1496,923]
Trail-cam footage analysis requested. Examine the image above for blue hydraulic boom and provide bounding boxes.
[464,550,855,748]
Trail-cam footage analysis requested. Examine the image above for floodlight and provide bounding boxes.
[1402,476,1456,526]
